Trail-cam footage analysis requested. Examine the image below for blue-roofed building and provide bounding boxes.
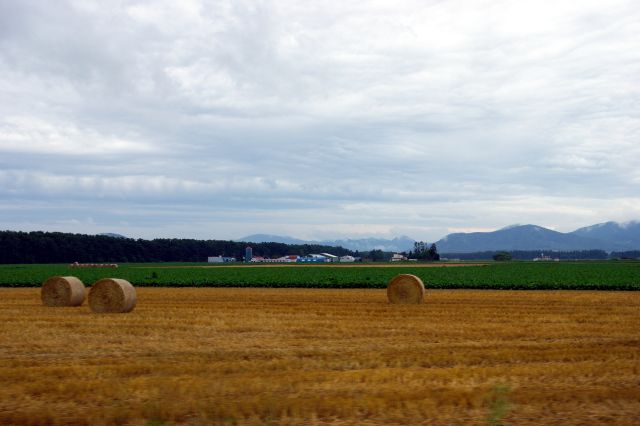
[296,254,328,263]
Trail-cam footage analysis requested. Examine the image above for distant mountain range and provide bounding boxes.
[436,222,639,253]
[239,221,640,253]
[237,234,416,252]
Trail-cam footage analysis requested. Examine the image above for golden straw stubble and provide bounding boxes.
[41,276,85,307]
[387,274,425,304]
[88,278,137,313]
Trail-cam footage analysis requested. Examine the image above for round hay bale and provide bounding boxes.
[387,274,425,304]
[88,278,136,313]
[41,276,85,307]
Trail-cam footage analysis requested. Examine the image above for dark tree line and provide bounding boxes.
[366,249,387,261]
[442,250,610,260]
[0,231,355,264]
[492,251,512,261]
[408,241,440,261]
[610,251,640,259]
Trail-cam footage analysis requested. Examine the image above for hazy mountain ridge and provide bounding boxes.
[570,221,640,249]
[238,234,416,252]
[437,221,640,253]
[240,221,640,253]
[236,234,309,245]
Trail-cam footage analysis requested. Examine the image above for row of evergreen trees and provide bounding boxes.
[0,231,356,264]
[440,250,621,260]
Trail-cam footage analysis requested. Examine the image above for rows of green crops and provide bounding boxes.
[1,261,639,290]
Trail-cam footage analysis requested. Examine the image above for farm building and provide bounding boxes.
[339,255,356,262]
[278,255,300,263]
[390,253,407,262]
[251,255,299,263]
[320,253,339,262]
[297,254,330,263]
[533,253,560,262]
[207,256,236,263]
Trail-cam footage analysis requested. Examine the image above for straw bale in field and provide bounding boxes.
[41,276,86,307]
[88,278,136,313]
[387,274,425,304]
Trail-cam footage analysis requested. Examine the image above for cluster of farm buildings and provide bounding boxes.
[207,253,360,263]
[207,247,411,264]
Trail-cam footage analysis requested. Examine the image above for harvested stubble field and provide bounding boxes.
[1,288,639,425]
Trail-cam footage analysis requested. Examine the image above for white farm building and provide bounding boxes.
[207,256,236,263]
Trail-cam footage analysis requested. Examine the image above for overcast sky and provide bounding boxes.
[1,0,639,242]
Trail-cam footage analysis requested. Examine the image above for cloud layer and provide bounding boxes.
[1,0,639,241]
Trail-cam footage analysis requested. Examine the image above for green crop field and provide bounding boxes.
[0,261,639,290]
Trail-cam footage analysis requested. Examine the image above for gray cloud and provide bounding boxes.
[1,0,639,241]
